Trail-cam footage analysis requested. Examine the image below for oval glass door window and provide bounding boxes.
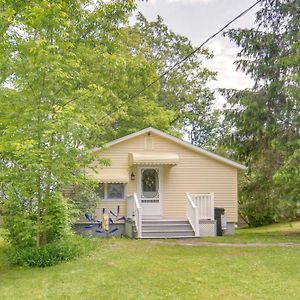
[141,168,159,199]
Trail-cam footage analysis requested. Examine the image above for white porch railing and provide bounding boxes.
[126,193,142,238]
[190,193,215,220]
[186,193,199,237]
[186,193,215,237]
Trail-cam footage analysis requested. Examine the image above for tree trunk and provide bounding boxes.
[36,175,42,248]
[42,181,51,245]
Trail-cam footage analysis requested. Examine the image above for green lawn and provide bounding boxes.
[200,221,300,244]
[1,223,300,300]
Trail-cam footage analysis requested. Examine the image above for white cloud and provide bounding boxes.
[205,40,253,90]
[168,0,215,3]
[202,40,253,109]
[148,0,215,5]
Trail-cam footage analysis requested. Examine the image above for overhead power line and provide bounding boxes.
[62,0,261,120]
[126,0,262,101]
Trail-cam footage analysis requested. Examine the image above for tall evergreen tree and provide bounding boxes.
[221,0,300,225]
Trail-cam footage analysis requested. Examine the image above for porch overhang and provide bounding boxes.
[86,169,129,183]
[128,151,179,166]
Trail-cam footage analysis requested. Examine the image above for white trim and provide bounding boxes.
[93,127,246,170]
[137,165,163,217]
[99,182,127,201]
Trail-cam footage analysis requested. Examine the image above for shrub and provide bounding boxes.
[237,171,296,227]
[2,183,100,251]
[239,192,297,227]
[239,196,278,227]
[3,192,71,248]
[8,235,94,267]
[276,200,297,223]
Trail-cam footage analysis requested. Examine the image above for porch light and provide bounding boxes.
[130,172,135,181]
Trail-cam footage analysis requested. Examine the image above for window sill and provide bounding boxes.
[101,199,125,201]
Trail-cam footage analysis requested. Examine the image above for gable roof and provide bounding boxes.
[94,127,247,170]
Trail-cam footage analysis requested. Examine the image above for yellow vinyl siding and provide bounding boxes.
[155,134,238,222]
[91,133,238,222]
[89,140,142,219]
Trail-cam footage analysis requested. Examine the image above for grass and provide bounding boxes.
[200,221,300,244]
[1,223,300,299]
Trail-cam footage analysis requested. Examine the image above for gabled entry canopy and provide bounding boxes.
[129,152,179,166]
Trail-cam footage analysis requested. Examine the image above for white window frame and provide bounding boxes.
[98,183,127,201]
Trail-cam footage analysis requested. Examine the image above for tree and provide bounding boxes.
[220,0,300,225]
[0,0,163,249]
[112,13,219,146]
[221,89,286,226]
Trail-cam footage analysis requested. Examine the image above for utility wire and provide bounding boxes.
[62,0,261,119]
[125,0,262,102]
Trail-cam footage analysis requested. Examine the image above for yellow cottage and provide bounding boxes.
[83,127,246,238]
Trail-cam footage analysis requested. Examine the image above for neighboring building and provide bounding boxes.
[81,127,246,238]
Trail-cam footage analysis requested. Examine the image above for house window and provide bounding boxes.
[107,183,124,199]
[95,183,105,199]
[96,183,125,200]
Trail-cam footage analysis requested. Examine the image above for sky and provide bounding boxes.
[135,0,260,108]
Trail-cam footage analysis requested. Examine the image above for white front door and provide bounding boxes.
[139,167,162,218]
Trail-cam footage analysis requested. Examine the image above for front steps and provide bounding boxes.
[138,219,195,238]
